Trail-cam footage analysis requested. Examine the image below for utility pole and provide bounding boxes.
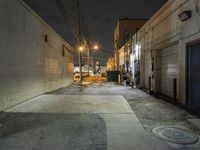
[77,0,82,83]
[87,35,90,75]
[93,57,96,74]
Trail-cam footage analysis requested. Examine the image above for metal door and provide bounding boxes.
[160,44,178,97]
[188,43,200,113]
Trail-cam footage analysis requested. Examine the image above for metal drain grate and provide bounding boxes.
[152,126,199,144]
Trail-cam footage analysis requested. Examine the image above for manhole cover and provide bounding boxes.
[152,126,199,144]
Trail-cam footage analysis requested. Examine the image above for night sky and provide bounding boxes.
[23,0,167,65]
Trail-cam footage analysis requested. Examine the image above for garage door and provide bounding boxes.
[144,52,151,89]
[188,43,200,113]
[160,44,178,97]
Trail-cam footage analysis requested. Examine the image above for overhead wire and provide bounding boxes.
[55,0,113,63]
[54,0,79,40]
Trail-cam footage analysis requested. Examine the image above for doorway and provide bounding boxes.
[187,42,200,114]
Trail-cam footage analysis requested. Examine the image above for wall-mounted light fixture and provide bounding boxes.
[178,10,192,22]
[135,44,140,52]
[134,43,141,60]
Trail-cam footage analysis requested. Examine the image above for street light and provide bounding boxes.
[87,44,99,75]
[78,44,85,83]
[79,45,84,52]
[94,45,99,50]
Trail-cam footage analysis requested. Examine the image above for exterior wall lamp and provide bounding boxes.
[134,43,141,61]
[178,10,192,22]
[135,43,141,52]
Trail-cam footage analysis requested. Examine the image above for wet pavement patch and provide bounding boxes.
[152,126,199,144]
[0,113,107,150]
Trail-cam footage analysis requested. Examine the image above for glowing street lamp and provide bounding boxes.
[94,45,99,50]
[79,45,84,52]
[87,43,99,75]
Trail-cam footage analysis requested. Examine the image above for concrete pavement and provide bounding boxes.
[0,82,199,149]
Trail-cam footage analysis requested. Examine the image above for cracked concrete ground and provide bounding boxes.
[0,82,200,150]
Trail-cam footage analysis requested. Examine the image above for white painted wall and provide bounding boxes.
[119,46,125,66]
[135,0,200,104]
[0,0,74,111]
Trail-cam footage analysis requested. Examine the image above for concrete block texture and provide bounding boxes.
[0,0,74,111]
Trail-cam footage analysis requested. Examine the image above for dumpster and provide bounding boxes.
[106,71,120,82]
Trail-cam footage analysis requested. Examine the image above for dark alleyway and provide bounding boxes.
[1,0,200,149]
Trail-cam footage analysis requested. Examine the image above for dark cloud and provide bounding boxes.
[23,0,167,65]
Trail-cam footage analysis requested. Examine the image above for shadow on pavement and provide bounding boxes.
[0,112,107,150]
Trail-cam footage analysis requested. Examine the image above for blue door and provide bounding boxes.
[188,43,200,114]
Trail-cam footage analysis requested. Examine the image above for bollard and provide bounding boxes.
[173,78,177,104]
[149,77,151,93]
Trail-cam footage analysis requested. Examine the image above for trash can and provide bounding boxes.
[106,71,120,82]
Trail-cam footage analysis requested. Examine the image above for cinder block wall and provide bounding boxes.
[0,0,74,111]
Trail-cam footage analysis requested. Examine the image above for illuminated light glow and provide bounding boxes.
[94,45,99,50]
[135,44,141,51]
[79,46,84,52]
[134,43,141,60]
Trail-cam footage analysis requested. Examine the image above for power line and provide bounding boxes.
[54,0,78,40]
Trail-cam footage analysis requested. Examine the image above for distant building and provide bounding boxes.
[100,66,106,73]
[82,57,94,66]
[106,57,115,71]
[118,39,133,85]
[119,46,125,71]
[114,19,147,70]
[74,66,80,73]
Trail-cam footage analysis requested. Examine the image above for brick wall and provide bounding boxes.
[0,0,74,111]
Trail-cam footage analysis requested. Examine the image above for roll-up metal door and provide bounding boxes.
[160,44,178,97]
[144,52,151,89]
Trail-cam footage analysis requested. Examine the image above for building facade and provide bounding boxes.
[134,0,200,114]
[0,0,74,111]
[114,19,147,70]
[106,57,115,71]
[118,39,133,85]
